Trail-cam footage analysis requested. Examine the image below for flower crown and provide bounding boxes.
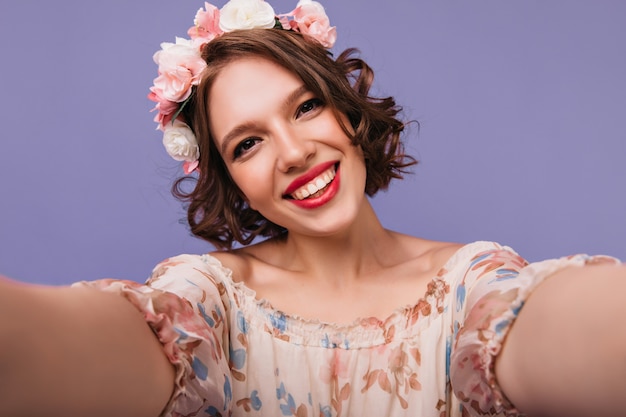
[148,0,337,174]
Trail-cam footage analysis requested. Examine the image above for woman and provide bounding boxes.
[1,1,625,416]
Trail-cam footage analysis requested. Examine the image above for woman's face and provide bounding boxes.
[208,57,368,237]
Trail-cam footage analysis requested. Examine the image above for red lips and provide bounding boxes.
[283,160,338,197]
[284,162,340,209]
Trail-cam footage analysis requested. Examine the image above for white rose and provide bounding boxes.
[162,120,200,162]
[219,0,276,32]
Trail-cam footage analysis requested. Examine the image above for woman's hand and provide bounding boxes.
[496,263,626,417]
[0,276,175,417]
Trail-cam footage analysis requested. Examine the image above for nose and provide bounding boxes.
[274,124,315,173]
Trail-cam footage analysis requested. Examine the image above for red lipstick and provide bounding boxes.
[284,162,340,209]
[283,160,338,196]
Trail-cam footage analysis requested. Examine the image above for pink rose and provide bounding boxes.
[187,2,223,41]
[292,0,336,48]
[152,38,207,102]
[148,88,179,129]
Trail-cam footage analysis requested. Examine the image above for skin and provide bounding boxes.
[207,57,461,323]
[0,56,624,416]
[206,57,626,416]
[210,56,370,239]
[495,264,626,417]
[0,278,174,417]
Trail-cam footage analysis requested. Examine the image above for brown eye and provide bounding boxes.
[296,98,323,118]
[233,137,260,159]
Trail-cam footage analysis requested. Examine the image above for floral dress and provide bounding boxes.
[75,241,619,417]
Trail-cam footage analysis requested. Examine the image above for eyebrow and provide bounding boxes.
[219,84,310,156]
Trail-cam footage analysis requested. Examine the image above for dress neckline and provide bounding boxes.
[200,241,504,347]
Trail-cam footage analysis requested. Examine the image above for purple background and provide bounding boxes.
[0,1,624,284]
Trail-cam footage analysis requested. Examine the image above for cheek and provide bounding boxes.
[228,166,273,210]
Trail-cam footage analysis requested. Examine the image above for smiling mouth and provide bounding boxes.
[285,164,337,200]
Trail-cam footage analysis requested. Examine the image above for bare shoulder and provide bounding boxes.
[428,241,465,271]
[209,249,252,283]
[209,240,279,283]
[392,233,464,274]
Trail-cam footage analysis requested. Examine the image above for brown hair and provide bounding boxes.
[174,28,416,249]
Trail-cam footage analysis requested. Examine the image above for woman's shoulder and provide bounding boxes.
[209,249,252,284]
[393,236,522,276]
[388,233,460,273]
[148,252,236,289]
[209,238,514,282]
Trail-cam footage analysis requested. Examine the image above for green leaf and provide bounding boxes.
[171,89,195,125]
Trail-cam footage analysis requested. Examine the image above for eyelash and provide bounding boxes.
[233,137,261,159]
[231,97,325,160]
[297,98,323,118]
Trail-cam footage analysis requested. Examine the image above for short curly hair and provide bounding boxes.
[174,28,416,249]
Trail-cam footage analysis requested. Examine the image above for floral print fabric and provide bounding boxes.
[74,241,619,416]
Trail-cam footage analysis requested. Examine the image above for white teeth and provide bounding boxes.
[290,166,336,200]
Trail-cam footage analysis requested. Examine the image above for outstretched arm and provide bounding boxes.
[496,263,626,417]
[0,276,175,417]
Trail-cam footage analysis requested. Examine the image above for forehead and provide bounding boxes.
[208,57,305,138]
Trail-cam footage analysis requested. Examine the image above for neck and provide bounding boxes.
[274,199,398,287]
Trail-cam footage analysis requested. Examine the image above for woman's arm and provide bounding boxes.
[495,263,626,417]
[0,276,175,417]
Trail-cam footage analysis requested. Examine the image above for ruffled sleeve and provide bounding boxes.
[448,244,620,416]
[73,254,234,417]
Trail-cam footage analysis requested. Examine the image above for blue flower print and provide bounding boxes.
[223,375,232,405]
[192,356,209,380]
[320,333,349,349]
[445,335,452,378]
[276,382,307,416]
[229,344,247,370]
[276,382,286,400]
[205,405,221,416]
[469,252,491,267]
[250,390,262,411]
[237,310,249,334]
[489,268,520,283]
[270,311,287,333]
[198,302,215,327]
[494,319,511,336]
[174,327,189,341]
[279,393,297,416]
[455,283,466,312]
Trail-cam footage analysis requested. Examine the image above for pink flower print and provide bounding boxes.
[148,257,186,280]
[361,343,422,409]
[460,288,519,337]
[187,2,223,41]
[470,250,527,281]
[320,350,350,383]
[320,350,351,416]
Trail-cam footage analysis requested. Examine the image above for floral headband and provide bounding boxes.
[148,0,337,174]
